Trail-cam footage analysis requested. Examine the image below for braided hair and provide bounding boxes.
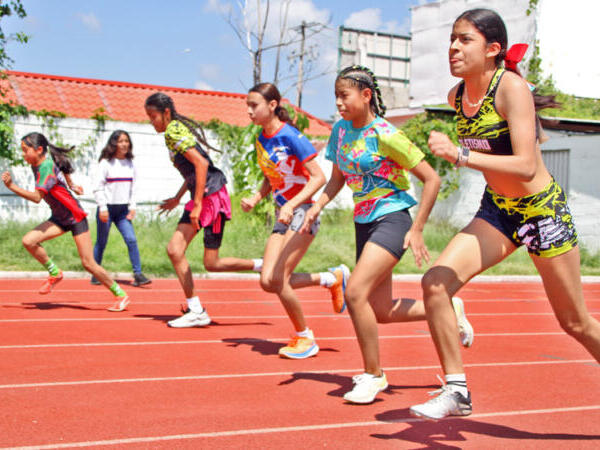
[21,132,76,175]
[144,92,220,153]
[336,65,387,118]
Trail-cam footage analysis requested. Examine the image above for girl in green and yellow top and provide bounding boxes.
[410,8,600,421]
[145,92,260,328]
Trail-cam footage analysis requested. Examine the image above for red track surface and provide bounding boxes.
[1,278,599,449]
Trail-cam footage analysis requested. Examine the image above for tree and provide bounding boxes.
[222,0,330,102]
[0,1,29,163]
[0,0,27,72]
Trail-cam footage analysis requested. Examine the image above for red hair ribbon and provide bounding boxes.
[504,43,529,71]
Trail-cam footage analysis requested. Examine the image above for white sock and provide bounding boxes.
[187,296,203,313]
[252,258,263,272]
[319,272,336,288]
[296,327,311,338]
[445,373,468,397]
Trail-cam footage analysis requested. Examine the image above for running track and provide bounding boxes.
[1,277,599,449]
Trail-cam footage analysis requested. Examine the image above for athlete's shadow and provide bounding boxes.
[133,314,272,328]
[12,301,93,310]
[221,337,340,357]
[279,372,438,399]
[222,337,283,355]
[370,410,600,448]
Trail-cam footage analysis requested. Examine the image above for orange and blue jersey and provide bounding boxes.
[33,158,87,224]
[326,117,424,223]
[256,123,317,207]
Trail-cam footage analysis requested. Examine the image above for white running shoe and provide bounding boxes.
[452,297,474,347]
[167,309,211,328]
[410,382,472,420]
[343,372,388,404]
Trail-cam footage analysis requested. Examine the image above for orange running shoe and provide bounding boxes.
[107,295,130,312]
[39,270,63,295]
[328,264,350,313]
[278,331,319,359]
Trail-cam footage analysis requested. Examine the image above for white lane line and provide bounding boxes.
[0,332,572,350]
[5,298,599,305]
[0,359,594,389]
[1,312,599,323]
[4,404,600,449]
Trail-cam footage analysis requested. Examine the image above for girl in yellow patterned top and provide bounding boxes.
[145,92,260,328]
[410,8,600,421]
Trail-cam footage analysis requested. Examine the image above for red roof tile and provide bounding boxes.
[1,71,332,137]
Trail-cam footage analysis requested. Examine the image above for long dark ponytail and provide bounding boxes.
[336,65,387,118]
[455,8,560,111]
[21,132,75,174]
[248,82,295,127]
[144,92,220,153]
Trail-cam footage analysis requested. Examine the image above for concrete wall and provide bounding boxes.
[0,116,211,222]
[0,116,354,222]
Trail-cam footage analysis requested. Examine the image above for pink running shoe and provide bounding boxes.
[39,270,63,295]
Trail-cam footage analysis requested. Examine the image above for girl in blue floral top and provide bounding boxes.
[303,66,473,404]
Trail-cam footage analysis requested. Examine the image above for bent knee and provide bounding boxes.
[421,266,460,299]
[373,310,393,324]
[81,258,97,273]
[203,252,223,272]
[22,234,39,250]
[260,275,282,293]
[558,316,594,340]
[166,243,184,261]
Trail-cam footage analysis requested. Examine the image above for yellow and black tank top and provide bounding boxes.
[455,68,512,155]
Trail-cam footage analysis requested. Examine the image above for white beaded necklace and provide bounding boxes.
[463,86,486,108]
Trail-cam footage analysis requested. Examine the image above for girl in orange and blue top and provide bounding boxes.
[2,132,130,312]
[410,8,600,420]
[243,82,349,360]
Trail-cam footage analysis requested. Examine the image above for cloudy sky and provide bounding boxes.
[4,0,432,120]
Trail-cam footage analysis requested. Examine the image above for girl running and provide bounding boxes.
[243,82,349,360]
[144,92,261,328]
[301,65,472,403]
[91,130,151,287]
[409,8,600,420]
[2,132,130,312]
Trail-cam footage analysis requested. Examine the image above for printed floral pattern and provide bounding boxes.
[325,117,424,223]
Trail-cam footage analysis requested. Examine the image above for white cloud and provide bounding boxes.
[199,64,221,81]
[204,0,231,14]
[344,8,382,31]
[344,8,408,35]
[76,12,101,32]
[194,80,214,91]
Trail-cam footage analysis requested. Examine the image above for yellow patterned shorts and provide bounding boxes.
[474,179,578,258]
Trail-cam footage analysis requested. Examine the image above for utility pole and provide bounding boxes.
[292,20,322,108]
[296,21,306,107]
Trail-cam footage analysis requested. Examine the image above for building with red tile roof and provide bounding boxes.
[0,70,332,137]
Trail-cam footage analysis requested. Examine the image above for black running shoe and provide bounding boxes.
[90,276,101,285]
[133,272,151,286]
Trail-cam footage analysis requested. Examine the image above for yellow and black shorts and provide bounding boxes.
[474,179,577,258]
